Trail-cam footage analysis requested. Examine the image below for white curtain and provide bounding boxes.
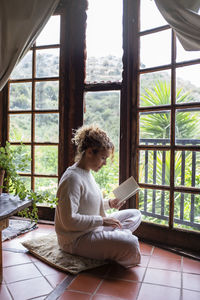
[0,0,60,91]
[155,0,200,51]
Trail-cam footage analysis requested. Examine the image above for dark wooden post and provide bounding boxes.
[121,0,139,208]
[0,85,8,145]
[58,0,87,178]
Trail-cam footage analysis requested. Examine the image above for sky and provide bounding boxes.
[36,0,200,87]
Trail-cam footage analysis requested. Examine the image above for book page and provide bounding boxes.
[113,176,140,204]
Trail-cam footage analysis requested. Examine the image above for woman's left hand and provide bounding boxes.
[109,198,126,209]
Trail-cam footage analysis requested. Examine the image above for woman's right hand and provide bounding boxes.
[103,217,122,229]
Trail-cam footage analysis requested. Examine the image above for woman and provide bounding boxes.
[55,124,141,268]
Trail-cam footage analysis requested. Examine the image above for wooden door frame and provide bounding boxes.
[122,0,200,253]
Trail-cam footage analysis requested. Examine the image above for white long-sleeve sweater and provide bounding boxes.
[55,163,110,246]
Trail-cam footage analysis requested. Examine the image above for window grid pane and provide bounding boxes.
[138,5,200,232]
[8,16,60,203]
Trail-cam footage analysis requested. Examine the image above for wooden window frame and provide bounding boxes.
[0,0,199,252]
[8,42,60,190]
[125,0,200,252]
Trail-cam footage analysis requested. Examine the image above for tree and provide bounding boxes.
[140,81,198,140]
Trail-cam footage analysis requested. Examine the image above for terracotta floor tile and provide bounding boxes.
[107,264,146,281]
[183,273,200,291]
[2,250,31,267]
[34,259,64,276]
[3,262,42,283]
[35,224,55,234]
[182,289,200,300]
[183,257,200,274]
[92,295,121,300]
[0,284,12,300]
[137,283,180,300]
[59,290,91,300]
[144,268,181,288]
[3,238,27,250]
[139,255,150,267]
[45,273,67,288]
[148,256,181,271]
[7,277,53,300]
[67,273,102,294]
[18,225,55,241]
[140,242,153,255]
[96,278,140,300]
[152,247,181,259]
[4,223,198,300]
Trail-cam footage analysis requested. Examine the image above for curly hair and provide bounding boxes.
[72,124,114,162]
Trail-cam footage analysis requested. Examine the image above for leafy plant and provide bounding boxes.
[0,141,57,222]
[140,81,199,140]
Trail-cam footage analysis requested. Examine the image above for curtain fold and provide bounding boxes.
[0,0,60,91]
[155,0,200,51]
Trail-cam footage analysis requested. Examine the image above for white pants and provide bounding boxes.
[64,209,142,268]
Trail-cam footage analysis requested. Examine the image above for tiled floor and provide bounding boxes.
[1,223,200,300]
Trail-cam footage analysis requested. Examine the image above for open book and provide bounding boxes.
[113,176,140,204]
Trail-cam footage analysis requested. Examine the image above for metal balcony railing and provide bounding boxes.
[139,138,200,230]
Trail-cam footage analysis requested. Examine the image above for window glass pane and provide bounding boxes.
[35,146,58,175]
[36,49,59,78]
[10,51,32,80]
[139,150,170,186]
[140,0,167,31]
[175,110,200,145]
[92,153,119,200]
[140,30,171,69]
[9,82,32,111]
[139,189,169,226]
[175,151,200,188]
[35,81,59,110]
[176,65,200,103]
[86,0,122,82]
[84,91,120,150]
[36,16,60,46]
[176,38,200,63]
[35,113,59,143]
[84,91,120,194]
[10,145,31,173]
[174,192,200,232]
[35,178,58,201]
[9,114,31,142]
[140,71,171,107]
[139,111,170,145]
[20,177,31,190]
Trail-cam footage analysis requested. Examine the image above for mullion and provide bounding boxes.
[139,102,200,113]
[9,77,59,84]
[32,44,60,51]
[31,47,36,191]
[139,183,200,194]
[19,173,58,178]
[84,82,121,92]
[8,110,59,115]
[139,25,170,36]
[139,59,200,75]
[169,29,176,228]
[139,145,200,152]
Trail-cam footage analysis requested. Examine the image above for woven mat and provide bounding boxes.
[22,233,107,274]
[2,219,37,241]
